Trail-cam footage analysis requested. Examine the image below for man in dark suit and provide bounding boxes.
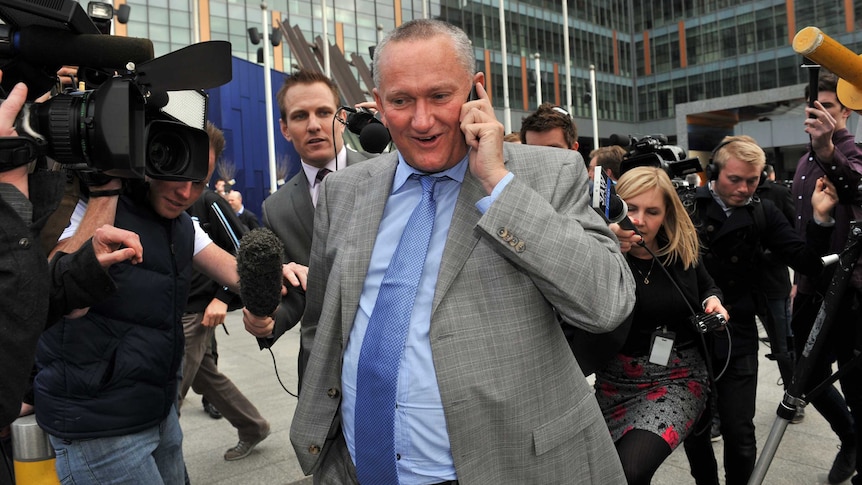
[258,69,366,387]
[247,19,636,484]
[226,189,259,229]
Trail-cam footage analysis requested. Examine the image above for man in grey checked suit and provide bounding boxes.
[258,70,366,387]
[246,20,635,484]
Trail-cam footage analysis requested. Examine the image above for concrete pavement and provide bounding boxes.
[181,311,854,484]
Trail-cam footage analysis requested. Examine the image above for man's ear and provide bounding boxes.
[279,119,291,142]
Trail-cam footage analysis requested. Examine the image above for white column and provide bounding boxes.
[261,3,278,194]
[562,0,572,114]
[321,0,330,77]
[590,64,599,149]
[534,53,542,106]
[498,0,511,132]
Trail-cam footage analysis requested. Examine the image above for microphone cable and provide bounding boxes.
[267,346,298,399]
[629,239,732,438]
[629,239,732,382]
[333,108,345,163]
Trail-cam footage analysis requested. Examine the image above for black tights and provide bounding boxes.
[616,429,673,485]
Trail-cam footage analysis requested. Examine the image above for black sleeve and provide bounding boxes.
[762,201,831,278]
[695,258,723,304]
[257,286,306,349]
[47,239,116,325]
[774,183,796,227]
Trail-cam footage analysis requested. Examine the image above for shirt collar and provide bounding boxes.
[301,145,346,187]
[392,150,469,193]
[708,180,750,215]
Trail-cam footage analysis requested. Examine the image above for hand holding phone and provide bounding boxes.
[461,81,508,194]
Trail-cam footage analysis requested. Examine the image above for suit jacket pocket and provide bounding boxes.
[532,393,599,456]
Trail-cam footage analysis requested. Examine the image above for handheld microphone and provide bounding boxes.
[236,228,285,317]
[591,166,637,232]
[4,25,155,69]
[339,107,391,153]
[793,26,862,109]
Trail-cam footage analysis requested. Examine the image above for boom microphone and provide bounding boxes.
[3,25,155,69]
[236,228,285,317]
[793,26,862,109]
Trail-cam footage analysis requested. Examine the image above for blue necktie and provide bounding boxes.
[354,174,439,485]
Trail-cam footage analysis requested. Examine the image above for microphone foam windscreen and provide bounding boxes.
[236,228,285,317]
[359,122,392,153]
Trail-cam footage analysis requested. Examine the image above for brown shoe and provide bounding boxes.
[224,428,270,461]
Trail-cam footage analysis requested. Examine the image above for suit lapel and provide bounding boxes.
[340,155,398,340]
[287,173,314,242]
[432,168,486,315]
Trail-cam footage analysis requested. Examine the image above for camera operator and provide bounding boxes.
[676,135,837,485]
[32,124,279,483]
[792,69,862,485]
[0,75,143,484]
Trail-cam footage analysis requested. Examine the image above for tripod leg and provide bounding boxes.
[749,222,862,485]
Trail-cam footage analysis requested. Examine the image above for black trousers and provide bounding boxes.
[683,350,758,485]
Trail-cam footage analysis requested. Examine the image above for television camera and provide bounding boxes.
[613,133,703,189]
[0,0,232,181]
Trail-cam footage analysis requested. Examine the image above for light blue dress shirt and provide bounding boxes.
[341,153,512,484]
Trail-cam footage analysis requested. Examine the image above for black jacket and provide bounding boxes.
[35,194,195,439]
[754,180,795,299]
[687,186,832,355]
[0,170,115,428]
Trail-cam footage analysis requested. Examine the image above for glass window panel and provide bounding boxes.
[739,63,757,92]
[777,55,801,87]
[148,6,169,25]
[722,65,740,96]
[758,59,777,90]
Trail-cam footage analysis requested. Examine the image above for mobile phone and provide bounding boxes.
[468,83,478,102]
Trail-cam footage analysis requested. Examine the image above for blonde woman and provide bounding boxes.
[595,166,728,484]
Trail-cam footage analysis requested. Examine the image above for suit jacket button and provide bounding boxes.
[515,241,526,253]
[18,237,30,248]
[308,445,321,455]
[730,256,738,263]
[509,236,519,246]
[327,387,340,398]
[498,227,509,238]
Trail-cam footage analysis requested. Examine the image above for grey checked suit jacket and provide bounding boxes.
[260,148,367,348]
[291,143,635,484]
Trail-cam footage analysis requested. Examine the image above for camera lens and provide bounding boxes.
[148,130,190,177]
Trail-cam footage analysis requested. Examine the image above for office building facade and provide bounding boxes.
[117,0,862,174]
